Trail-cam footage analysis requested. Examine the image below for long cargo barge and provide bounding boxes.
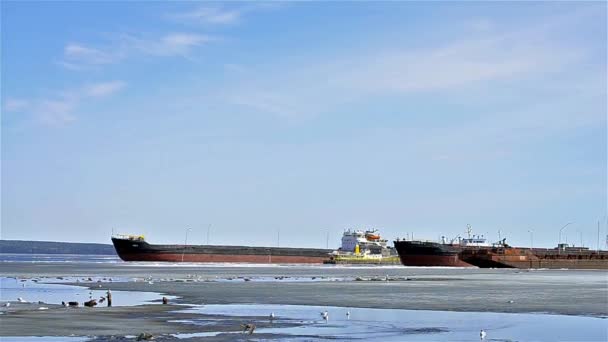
[394,229,608,269]
[112,235,331,264]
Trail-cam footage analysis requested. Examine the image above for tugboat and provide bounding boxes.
[325,229,400,264]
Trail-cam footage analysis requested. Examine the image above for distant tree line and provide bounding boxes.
[0,240,116,255]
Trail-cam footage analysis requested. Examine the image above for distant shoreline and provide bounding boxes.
[0,240,116,255]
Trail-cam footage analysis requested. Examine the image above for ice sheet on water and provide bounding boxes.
[0,277,173,307]
[180,304,608,342]
[0,254,120,263]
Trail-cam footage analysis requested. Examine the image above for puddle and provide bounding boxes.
[180,304,608,341]
[0,277,173,307]
[171,331,230,338]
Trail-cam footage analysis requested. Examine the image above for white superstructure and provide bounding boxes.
[441,224,492,247]
[338,229,390,255]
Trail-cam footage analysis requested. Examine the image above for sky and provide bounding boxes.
[1,1,606,249]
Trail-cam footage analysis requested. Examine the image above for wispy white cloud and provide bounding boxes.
[59,33,212,70]
[167,3,286,26]
[338,38,581,94]
[218,9,597,121]
[170,6,242,25]
[58,42,125,70]
[3,98,30,112]
[466,18,494,31]
[228,91,300,119]
[9,81,127,126]
[36,97,78,126]
[84,80,127,97]
[123,33,212,57]
[63,43,122,65]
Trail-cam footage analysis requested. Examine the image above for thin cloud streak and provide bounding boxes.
[167,3,284,25]
[59,33,213,69]
[84,81,127,97]
[122,33,213,57]
[3,98,30,112]
[218,10,596,120]
[169,6,242,25]
[11,81,127,126]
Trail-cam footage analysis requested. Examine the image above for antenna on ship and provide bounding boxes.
[182,227,192,262]
[206,224,212,245]
[277,228,281,247]
[466,224,472,239]
[598,220,601,252]
[528,229,534,249]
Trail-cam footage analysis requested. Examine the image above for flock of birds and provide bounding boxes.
[4,298,489,339]
[265,310,488,339]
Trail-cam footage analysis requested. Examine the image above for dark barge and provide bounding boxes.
[394,238,608,269]
[112,235,331,264]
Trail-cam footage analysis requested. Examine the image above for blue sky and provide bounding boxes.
[1,2,606,248]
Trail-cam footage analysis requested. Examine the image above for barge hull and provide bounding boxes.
[397,254,473,267]
[112,237,331,264]
[117,252,327,263]
[393,240,474,267]
[395,239,608,269]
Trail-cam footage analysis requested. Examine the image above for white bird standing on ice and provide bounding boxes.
[346,311,350,320]
[480,329,487,340]
[17,297,26,303]
[3,303,10,307]
[270,312,275,319]
[321,311,329,321]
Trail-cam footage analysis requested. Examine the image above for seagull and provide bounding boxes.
[3,303,10,307]
[320,311,329,321]
[17,297,26,303]
[480,329,487,340]
[346,311,350,320]
[269,312,275,319]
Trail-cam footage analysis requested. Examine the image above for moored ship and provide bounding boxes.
[394,226,608,269]
[111,234,331,264]
[325,229,400,264]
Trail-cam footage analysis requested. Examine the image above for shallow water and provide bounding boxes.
[0,338,88,342]
[0,277,171,307]
[180,304,608,341]
[0,254,120,263]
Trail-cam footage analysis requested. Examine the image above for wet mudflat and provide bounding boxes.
[1,257,607,341]
[7,260,601,316]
